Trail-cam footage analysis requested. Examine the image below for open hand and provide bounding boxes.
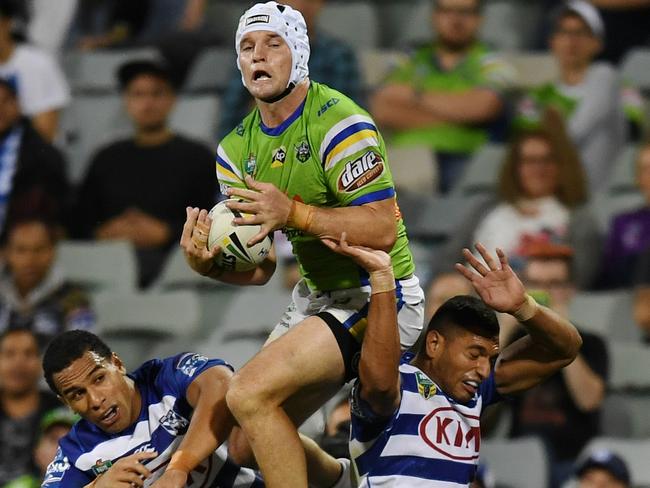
[225,176,292,247]
[455,243,526,314]
[180,207,221,276]
[321,232,391,273]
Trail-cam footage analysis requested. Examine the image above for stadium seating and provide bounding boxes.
[318,2,380,49]
[67,48,162,93]
[387,145,437,195]
[621,48,650,92]
[602,393,650,438]
[481,437,549,488]
[481,1,543,52]
[95,290,201,337]
[568,291,632,337]
[608,145,639,195]
[590,192,645,232]
[580,438,650,485]
[57,240,138,293]
[184,47,235,93]
[608,342,650,391]
[502,52,558,89]
[169,95,220,147]
[152,246,223,291]
[357,49,407,90]
[452,144,505,197]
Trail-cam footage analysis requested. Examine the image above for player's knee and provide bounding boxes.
[226,372,268,419]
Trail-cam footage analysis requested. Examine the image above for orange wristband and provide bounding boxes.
[168,450,201,474]
[287,200,315,232]
[369,267,396,295]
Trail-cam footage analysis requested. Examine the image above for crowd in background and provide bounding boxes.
[0,0,648,487]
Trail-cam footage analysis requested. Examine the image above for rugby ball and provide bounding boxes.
[207,199,272,272]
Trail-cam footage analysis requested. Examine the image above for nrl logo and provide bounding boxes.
[295,140,311,163]
[415,371,436,399]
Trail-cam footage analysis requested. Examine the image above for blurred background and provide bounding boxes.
[0,0,649,487]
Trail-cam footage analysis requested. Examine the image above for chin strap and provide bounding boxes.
[262,82,296,104]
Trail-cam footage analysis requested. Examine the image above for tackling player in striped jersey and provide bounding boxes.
[323,238,582,487]
[40,331,263,488]
[180,2,424,487]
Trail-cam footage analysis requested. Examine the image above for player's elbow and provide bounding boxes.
[465,92,503,123]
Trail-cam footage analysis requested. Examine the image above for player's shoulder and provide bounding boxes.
[306,82,377,154]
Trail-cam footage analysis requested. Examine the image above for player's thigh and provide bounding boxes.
[230,315,345,407]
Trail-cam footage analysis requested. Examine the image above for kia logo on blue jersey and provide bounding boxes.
[419,407,481,460]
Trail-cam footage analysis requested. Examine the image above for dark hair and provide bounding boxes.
[117,59,175,92]
[43,331,112,395]
[0,0,18,19]
[420,296,499,352]
[433,0,484,12]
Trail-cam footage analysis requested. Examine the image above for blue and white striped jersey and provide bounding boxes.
[42,353,264,488]
[350,354,501,487]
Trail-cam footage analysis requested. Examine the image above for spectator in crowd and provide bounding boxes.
[219,0,362,137]
[23,0,78,56]
[508,245,609,487]
[4,407,78,488]
[75,60,217,287]
[0,79,69,234]
[575,449,631,488]
[600,143,650,288]
[424,271,473,321]
[514,1,633,192]
[370,0,516,193]
[440,119,600,288]
[77,0,206,50]
[0,216,94,349]
[0,0,70,141]
[633,285,650,343]
[0,329,59,485]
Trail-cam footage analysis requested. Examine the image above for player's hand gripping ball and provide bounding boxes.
[208,200,272,272]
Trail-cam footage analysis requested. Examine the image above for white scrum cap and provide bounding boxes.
[235,1,310,89]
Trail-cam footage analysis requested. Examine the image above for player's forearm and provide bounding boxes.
[170,374,235,475]
[207,254,276,286]
[562,355,606,412]
[515,302,582,363]
[371,91,441,130]
[359,268,401,415]
[420,89,503,124]
[289,200,397,252]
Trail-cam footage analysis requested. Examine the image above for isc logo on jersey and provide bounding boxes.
[338,151,384,192]
[419,407,481,461]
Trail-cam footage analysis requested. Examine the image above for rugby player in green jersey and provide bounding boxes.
[180,3,424,487]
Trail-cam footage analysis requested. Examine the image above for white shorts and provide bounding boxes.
[268,275,425,379]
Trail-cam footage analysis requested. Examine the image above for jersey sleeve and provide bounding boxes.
[476,53,517,94]
[158,353,234,400]
[216,136,246,194]
[41,446,91,487]
[318,110,396,207]
[478,371,502,410]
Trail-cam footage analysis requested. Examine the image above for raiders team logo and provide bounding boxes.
[415,371,437,399]
[295,140,311,163]
[272,146,287,168]
[338,151,384,192]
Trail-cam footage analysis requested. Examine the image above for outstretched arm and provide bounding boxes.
[323,233,401,416]
[151,365,235,488]
[456,244,582,396]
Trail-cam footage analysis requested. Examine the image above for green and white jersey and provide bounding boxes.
[216,82,415,292]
